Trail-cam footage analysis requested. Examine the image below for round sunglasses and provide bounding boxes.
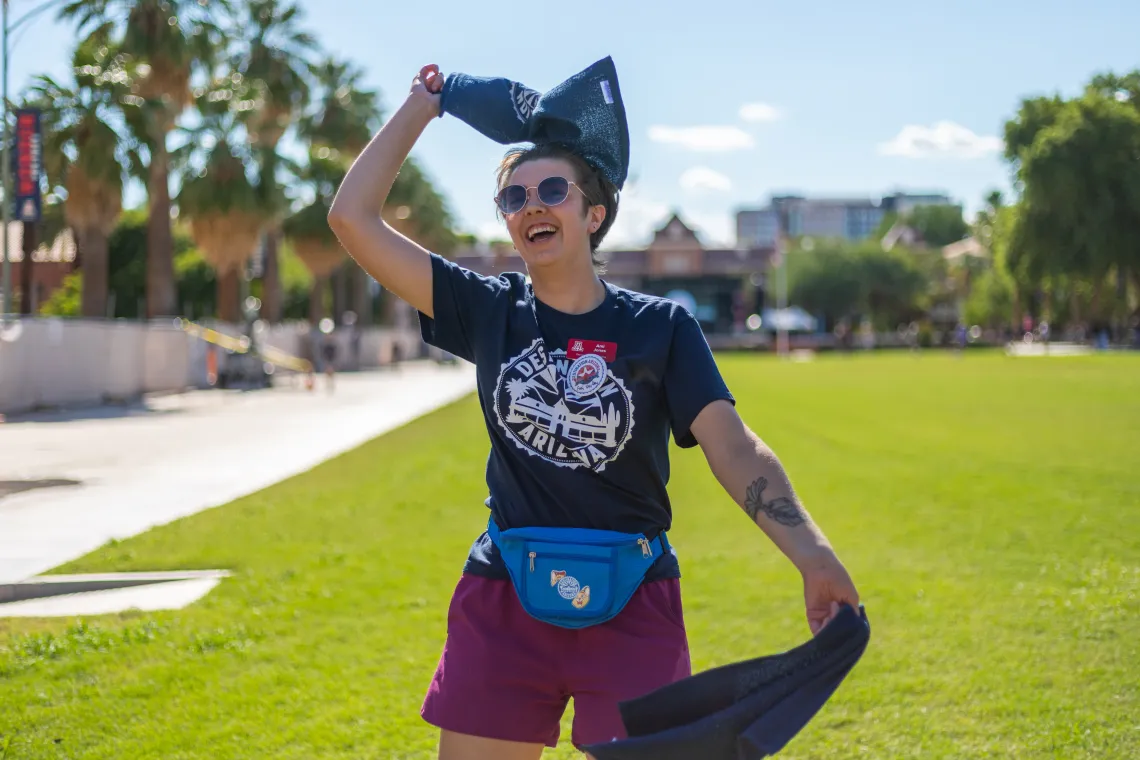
[494,176,588,215]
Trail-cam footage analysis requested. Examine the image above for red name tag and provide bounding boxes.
[567,339,617,362]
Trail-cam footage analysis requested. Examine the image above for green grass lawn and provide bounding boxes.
[2,350,1138,759]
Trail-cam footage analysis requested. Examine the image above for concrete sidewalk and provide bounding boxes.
[0,362,477,584]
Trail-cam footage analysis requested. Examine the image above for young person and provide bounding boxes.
[328,59,860,760]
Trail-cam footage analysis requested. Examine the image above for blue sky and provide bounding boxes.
[6,0,1139,249]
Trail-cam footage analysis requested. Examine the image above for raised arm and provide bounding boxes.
[690,399,861,635]
[327,64,443,318]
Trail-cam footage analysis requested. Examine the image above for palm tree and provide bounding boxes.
[175,78,266,323]
[291,57,380,325]
[230,0,317,324]
[302,57,380,157]
[282,151,345,325]
[24,37,133,318]
[385,157,459,256]
[59,0,228,319]
[298,57,458,324]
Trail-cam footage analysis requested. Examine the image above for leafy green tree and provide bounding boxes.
[786,240,928,330]
[906,205,969,248]
[42,209,215,319]
[1002,71,1140,326]
[39,272,82,316]
[872,210,899,240]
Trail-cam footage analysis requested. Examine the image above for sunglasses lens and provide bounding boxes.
[538,176,570,206]
[497,185,527,214]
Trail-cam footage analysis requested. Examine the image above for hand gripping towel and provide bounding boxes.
[438,56,630,190]
[582,604,871,759]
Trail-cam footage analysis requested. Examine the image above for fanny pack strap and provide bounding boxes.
[486,516,672,558]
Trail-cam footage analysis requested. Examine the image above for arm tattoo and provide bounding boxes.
[744,476,807,527]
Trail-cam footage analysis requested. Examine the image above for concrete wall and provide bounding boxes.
[0,319,192,414]
[0,317,427,415]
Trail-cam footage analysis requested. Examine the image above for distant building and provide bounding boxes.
[941,236,987,262]
[880,222,925,251]
[882,192,955,217]
[735,207,780,249]
[449,213,774,336]
[2,223,77,314]
[735,191,954,246]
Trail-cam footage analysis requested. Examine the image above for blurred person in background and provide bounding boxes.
[319,318,337,392]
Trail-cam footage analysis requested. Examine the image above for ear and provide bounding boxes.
[588,204,607,233]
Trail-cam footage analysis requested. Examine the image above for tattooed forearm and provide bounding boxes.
[744,476,807,527]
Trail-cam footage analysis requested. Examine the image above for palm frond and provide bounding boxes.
[290,31,319,50]
[57,0,108,34]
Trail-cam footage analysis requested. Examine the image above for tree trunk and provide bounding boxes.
[1070,285,1081,328]
[217,268,241,324]
[332,264,347,324]
[1131,270,1140,318]
[309,274,327,327]
[20,221,36,315]
[352,265,372,326]
[381,287,399,327]
[1116,268,1127,318]
[256,145,283,324]
[261,228,282,323]
[146,117,176,319]
[71,231,82,273]
[79,228,110,319]
[1090,277,1105,321]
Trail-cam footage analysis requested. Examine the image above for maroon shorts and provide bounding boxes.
[420,573,691,748]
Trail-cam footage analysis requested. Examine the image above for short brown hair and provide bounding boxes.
[494,143,620,267]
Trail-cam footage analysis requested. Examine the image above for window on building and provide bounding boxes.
[664,253,689,274]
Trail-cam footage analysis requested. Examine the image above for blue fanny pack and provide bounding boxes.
[486,516,672,629]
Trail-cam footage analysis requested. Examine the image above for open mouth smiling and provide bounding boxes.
[526,223,558,243]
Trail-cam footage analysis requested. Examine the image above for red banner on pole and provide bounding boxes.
[14,108,42,222]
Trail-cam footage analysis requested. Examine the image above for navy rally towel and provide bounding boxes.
[582,604,871,759]
[438,56,630,190]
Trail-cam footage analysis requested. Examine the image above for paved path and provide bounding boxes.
[0,362,477,584]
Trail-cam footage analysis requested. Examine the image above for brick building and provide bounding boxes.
[450,214,774,336]
[2,224,76,314]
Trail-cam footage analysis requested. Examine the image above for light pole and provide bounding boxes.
[2,0,68,315]
[2,0,10,316]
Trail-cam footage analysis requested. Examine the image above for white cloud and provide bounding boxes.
[648,125,755,152]
[684,212,734,248]
[679,167,732,193]
[739,102,783,123]
[878,121,1003,159]
[599,183,670,249]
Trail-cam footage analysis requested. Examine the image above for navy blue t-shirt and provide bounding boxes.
[418,253,735,582]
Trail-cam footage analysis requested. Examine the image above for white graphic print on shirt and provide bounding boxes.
[510,83,541,122]
[492,339,634,472]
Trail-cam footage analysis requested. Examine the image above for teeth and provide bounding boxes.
[526,224,557,241]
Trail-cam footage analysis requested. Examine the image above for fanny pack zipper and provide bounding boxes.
[528,538,651,573]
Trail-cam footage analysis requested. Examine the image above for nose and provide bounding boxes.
[522,188,547,213]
